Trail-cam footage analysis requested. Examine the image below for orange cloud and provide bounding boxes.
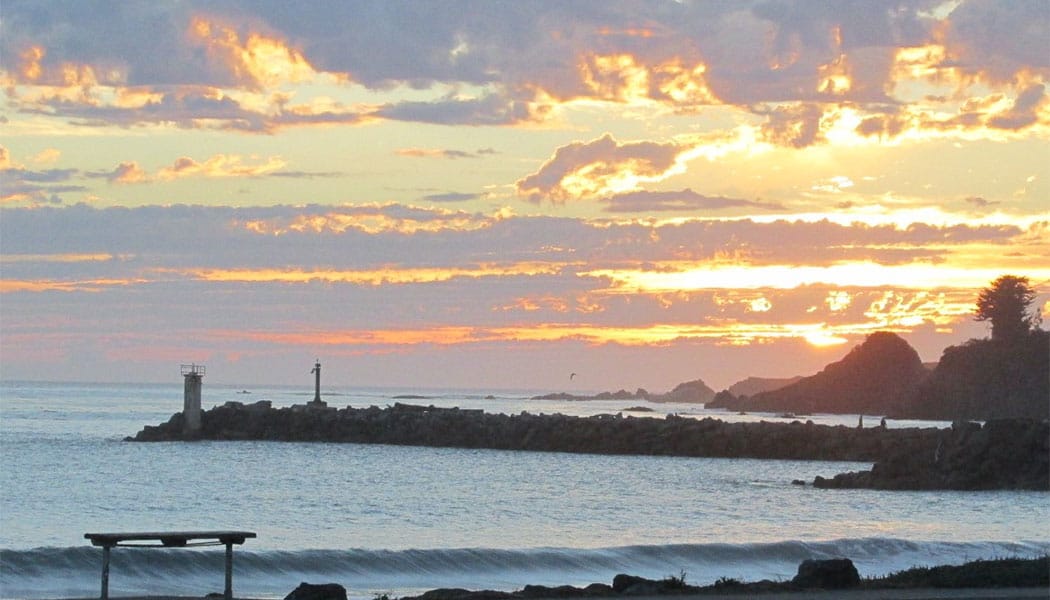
[109,161,149,183]
[211,320,900,351]
[157,154,286,180]
[19,46,45,81]
[238,207,494,235]
[0,253,125,264]
[583,261,1050,294]
[29,148,61,164]
[179,263,570,285]
[0,278,146,293]
[516,133,688,202]
[544,50,718,107]
[188,16,318,89]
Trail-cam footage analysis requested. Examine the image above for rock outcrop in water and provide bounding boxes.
[533,378,715,404]
[814,419,1049,490]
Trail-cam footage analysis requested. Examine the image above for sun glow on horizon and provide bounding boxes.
[583,262,1050,293]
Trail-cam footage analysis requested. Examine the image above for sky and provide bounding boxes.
[1,0,1048,393]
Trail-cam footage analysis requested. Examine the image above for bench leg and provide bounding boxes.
[100,545,110,600]
[224,542,233,600]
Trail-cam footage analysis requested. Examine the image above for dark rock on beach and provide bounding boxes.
[814,419,1050,490]
[792,558,860,589]
[412,590,514,600]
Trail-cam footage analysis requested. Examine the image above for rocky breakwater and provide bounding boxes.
[134,400,940,462]
[814,419,1049,490]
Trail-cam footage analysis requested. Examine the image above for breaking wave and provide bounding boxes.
[3,538,1048,599]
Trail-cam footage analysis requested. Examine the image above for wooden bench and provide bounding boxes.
[84,530,256,600]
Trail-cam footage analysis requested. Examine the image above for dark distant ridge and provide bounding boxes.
[532,378,715,404]
[708,332,928,415]
[726,376,803,398]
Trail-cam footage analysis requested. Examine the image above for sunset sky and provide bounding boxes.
[2,0,1048,392]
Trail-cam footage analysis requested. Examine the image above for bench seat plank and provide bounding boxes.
[85,530,256,546]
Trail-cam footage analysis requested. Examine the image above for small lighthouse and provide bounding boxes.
[181,363,205,436]
[311,360,322,403]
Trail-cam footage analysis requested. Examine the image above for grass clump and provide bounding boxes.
[661,570,689,590]
[873,556,1049,589]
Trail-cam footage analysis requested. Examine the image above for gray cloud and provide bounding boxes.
[397,147,499,160]
[422,192,482,203]
[964,196,1000,208]
[0,167,85,203]
[987,83,1047,130]
[600,189,785,212]
[5,0,1039,132]
[268,170,344,179]
[517,134,685,203]
[943,0,1050,83]
[375,93,534,126]
[0,203,1025,273]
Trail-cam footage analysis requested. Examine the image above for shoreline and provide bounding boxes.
[44,557,1050,600]
[50,591,1050,600]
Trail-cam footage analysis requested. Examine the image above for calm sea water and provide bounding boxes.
[1,381,1048,599]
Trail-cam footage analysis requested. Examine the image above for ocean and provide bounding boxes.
[1,380,1047,599]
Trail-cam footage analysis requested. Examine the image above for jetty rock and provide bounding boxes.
[814,419,1049,491]
[131,401,935,460]
[129,401,1047,490]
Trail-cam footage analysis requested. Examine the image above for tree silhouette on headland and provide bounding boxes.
[975,275,1040,342]
[902,274,1047,420]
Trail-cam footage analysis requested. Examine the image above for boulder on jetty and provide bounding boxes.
[284,582,348,600]
[814,419,1049,490]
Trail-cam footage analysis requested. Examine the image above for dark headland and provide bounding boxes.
[706,330,1049,421]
